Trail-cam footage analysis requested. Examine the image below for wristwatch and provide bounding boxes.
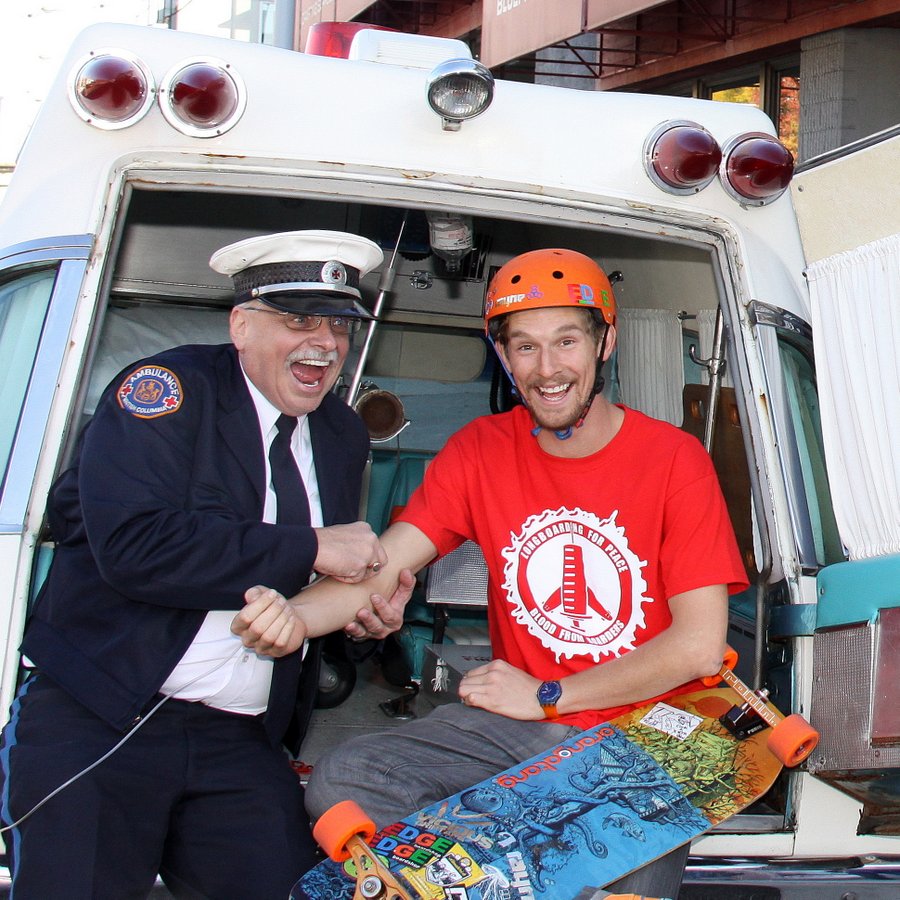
[536,680,562,720]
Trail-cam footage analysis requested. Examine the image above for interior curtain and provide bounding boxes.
[617,308,684,425]
[85,306,231,414]
[807,233,900,560]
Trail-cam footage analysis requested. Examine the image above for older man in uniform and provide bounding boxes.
[0,231,410,899]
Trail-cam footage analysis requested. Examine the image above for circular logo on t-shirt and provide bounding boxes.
[501,507,649,662]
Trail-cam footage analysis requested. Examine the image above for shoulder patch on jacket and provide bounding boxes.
[117,365,183,418]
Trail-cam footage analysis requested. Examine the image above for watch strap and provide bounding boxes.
[541,702,560,720]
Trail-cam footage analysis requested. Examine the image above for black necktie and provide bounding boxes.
[269,413,311,526]
[265,413,313,752]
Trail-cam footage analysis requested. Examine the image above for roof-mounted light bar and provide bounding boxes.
[305,22,396,58]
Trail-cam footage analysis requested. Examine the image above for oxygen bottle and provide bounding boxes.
[426,212,474,273]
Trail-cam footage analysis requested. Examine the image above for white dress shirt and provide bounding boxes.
[159,366,321,713]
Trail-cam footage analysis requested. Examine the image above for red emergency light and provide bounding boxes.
[644,121,722,194]
[721,133,795,205]
[68,50,155,129]
[645,121,794,206]
[158,59,246,137]
[305,22,396,58]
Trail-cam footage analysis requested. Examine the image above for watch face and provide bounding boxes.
[537,680,562,705]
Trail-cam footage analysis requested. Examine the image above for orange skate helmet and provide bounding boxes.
[484,248,616,334]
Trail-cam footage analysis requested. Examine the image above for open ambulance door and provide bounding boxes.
[791,125,900,832]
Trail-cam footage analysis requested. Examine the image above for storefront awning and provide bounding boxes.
[481,0,670,68]
[585,0,669,29]
[480,0,582,69]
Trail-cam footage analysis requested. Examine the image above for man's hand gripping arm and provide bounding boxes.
[231,521,438,656]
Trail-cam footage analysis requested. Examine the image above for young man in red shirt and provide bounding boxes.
[234,247,748,898]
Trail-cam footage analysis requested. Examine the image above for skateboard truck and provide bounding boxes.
[701,647,819,767]
[313,799,410,900]
[719,689,769,740]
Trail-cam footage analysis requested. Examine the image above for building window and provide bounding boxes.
[710,82,760,106]
[646,59,801,159]
[258,0,275,45]
[775,70,800,159]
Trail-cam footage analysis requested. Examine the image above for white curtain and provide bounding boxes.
[807,233,900,560]
[617,308,684,425]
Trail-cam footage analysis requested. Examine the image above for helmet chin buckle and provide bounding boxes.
[531,423,574,439]
[535,391,594,441]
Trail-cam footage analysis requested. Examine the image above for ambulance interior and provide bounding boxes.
[58,182,841,835]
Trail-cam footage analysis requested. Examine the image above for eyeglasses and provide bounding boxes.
[243,306,362,335]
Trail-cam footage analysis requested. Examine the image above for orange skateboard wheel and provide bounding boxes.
[605,895,667,899]
[603,894,670,899]
[313,799,377,863]
[767,713,819,767]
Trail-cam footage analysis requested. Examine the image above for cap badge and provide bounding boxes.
[321,261,348,285]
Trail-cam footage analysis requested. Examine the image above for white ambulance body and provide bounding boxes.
[1,22,898,894]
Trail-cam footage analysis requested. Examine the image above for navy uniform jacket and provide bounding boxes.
[21,343,368,754]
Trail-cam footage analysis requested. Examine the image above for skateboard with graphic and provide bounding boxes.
[291,651,818,900]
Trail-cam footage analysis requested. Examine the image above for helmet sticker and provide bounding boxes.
[117,365,183,418]
[501,507,650,662]
[494,293,526,308]
[567,283,596,306]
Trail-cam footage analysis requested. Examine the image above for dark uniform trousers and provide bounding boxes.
[2,674,316,899]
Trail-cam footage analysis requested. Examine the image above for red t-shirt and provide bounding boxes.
[398,405,749,729]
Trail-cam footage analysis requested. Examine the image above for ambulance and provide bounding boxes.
[0,20,898,896]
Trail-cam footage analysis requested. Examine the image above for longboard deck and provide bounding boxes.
[293,687,783,900]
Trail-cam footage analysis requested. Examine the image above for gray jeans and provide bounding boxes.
[305,703,688,897]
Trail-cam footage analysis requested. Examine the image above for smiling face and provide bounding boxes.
[496,306,615,434]
[230,303,350,416]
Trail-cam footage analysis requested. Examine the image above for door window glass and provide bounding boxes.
[0,267,57,492]
[764,323,843,568]
[777,337,843,565]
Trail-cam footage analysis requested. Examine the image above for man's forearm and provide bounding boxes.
[556,585,729,715]
[292,521,438,637]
